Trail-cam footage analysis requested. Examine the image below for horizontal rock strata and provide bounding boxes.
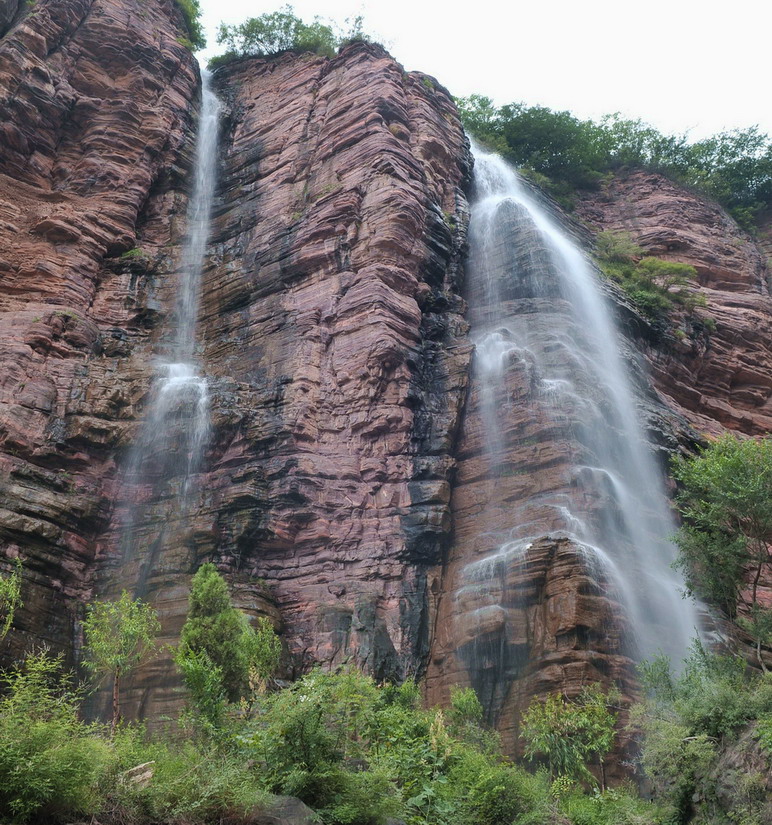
[0,0,198,666]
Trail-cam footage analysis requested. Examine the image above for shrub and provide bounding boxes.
[110,734,268,823]
[520,686,617,786]
[0,557,22,640]
[216,5,338,59]
[0,652,112,823]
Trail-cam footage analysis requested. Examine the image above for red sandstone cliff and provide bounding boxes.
[1,0,770,747]
[0,0,199,665]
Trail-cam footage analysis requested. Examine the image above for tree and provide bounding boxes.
[177,563,281,713]
[82,591,160,733]
[673,435,772,670]
[520,686,617,788]
[216,5,338,59]
[0,558,22,641]
[174,0,206,50]
[178,563,248,702]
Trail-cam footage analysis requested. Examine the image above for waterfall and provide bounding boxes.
[121,72,220,578]
[464,142,700,665]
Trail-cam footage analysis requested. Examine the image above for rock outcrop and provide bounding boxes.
[577,172,772,439]
[0,0,199,666]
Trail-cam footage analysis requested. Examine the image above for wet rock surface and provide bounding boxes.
[0,0,198,667]
[577,171,772,438]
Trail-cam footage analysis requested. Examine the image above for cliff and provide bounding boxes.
[1,0,770,751]
[0,0,199,666]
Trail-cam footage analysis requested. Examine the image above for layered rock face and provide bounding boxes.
[577,172,772,438]
[95,43,472,719]
[0,0,199,666]
[186,44,471,682]
[1,0,770,754]
[0,8,472,719]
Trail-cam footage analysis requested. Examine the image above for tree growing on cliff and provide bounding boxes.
[673,435,772,669]
[82,591,160,734]
[216,5,338,60]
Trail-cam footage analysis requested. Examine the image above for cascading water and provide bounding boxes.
[462,141,700,665]
[121,72,220,583]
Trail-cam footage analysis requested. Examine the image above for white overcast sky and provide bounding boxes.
[197,0,769,141]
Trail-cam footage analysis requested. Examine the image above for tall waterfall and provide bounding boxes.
[464,142,699,665]
[121,72,220,579]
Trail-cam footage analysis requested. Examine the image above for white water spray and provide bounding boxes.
[122,72,220,566]
[465,142,699,664]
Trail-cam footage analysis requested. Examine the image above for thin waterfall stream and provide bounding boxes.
[120,72,220,588]
[462,142,700,665]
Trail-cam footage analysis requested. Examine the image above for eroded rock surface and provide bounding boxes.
[0,0,199,664]
[90,43,472,719]
[577,171,772,438]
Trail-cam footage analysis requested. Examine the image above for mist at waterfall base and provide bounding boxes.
[459,140,700,672]
[119,73,220,590]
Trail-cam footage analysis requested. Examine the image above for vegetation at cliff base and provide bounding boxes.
[457,95,772,228]
[0,558,22,641]
[633,644,772,825]
[673,435,772,669]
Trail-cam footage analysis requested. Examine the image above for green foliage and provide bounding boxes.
[83,591,160,731]
[0,557,22,641]
[641,644,772,741]
[520,687,617,785]
[559,785,662,825]
[0,652,111,823]
[173,647,226,732]
[216,5,338,60]
[179,563,249,702]
[755,713,772,755]
[593,231,702,324]
[448,749,553,825]
[173,0,205,50]
[457,96,772,225]
[177,563,281,718]
[634,646,772,824]
[213,5,377,68]
[672,435,772,662]
[107,728,268,824]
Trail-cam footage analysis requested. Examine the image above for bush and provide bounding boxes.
[0,557,22,640]
[593,231,702,323]
[109,733,268,824]
[212,5,378,68]
[520,687,617,786]
[0,653,112,823]
[216,5,338,60]
[634,646,772,823]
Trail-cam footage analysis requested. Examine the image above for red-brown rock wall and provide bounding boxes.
[576,172,772,439]
[0,0,199,665]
